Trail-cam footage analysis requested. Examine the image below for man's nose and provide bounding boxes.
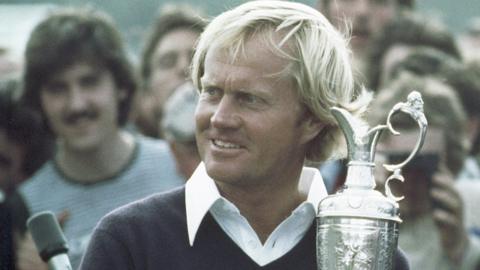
[66,86,88,111]
[210,96,241,129]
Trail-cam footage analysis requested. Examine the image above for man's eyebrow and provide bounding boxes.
[200,75,216,88]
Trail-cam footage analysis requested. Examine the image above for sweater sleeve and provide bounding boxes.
[79,228,134,270]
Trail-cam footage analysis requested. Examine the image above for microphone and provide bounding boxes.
[27,211,72,270]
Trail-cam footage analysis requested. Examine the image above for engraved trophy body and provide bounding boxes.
[316,92,427,269]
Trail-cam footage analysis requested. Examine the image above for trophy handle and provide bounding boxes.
[384,169,405,202]
[382,91,428,172]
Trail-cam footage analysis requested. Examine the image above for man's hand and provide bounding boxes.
[16,232,48,270]
[430,165,468,265]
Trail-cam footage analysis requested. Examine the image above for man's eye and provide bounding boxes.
[80,75,100,88]
[204,87,218,95]
[200,87,221,99]
[238,92,261,105]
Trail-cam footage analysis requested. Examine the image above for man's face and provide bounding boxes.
[149,28,200,111]
[40,62,123,152]
[195,36,319,189]
[0,129,25,192]
[324,0,397,57]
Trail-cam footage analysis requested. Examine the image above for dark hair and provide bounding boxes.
[0,79,53,178]
[140,4,205,86]
[21,7,137,127]
[366,13,461,91]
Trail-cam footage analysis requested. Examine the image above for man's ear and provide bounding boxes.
[300,112,325,145]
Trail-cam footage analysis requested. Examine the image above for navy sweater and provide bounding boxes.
[80,187,409,269]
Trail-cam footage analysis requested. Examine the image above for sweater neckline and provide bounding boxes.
[52,138,140,186]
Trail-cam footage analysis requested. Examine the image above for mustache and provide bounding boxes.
[63,110,98,124]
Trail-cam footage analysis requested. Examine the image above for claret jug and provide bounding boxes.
[316,92,427,269]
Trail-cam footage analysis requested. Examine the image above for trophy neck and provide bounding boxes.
[344,161,376,190]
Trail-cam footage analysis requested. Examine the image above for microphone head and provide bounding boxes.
[27,211,69,262]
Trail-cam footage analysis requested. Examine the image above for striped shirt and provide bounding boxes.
[19,136,184,268]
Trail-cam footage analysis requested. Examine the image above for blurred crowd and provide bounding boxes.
[0,0,479,269]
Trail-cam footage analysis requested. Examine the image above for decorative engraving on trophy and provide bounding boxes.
[347,197,363,209]
[317,224,329,268]
[377,226,399,270]
[333,224,377,269]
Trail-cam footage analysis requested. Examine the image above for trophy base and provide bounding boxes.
[316,216,399,270]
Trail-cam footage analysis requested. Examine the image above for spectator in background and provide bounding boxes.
[135,4,205,138]
[370,71,480,269]
[17,8,183,269]
[0,79,53,192]
[161,82,200,180]
[0,79,47,270]
[316,0,414,80]
[391,48,480,181]
[366,13,461,92]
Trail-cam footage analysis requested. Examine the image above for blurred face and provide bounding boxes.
[325,0,397,57]
[40,62,124,152]
[149,28,200,111]
[376,128,445,217]
[378,44,413,89]
[0,129,25,192]
[195,36,321,190]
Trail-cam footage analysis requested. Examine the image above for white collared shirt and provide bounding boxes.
[185,163,327,266]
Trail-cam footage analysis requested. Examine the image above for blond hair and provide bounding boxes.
[191,0,371,162]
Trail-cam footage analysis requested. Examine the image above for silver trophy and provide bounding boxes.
[317,91,427,269]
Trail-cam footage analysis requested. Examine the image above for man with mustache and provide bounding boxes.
[317,0,414,79]
[16,8,183,270]
[80,1,409,269]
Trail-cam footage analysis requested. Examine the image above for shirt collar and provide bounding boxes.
[185,162,328,246]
